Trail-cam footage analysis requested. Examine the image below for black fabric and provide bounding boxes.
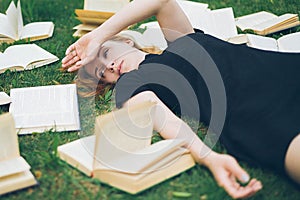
[115,31,300,174]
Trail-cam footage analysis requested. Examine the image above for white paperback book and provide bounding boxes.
[9,84,81,134]
[228,32,300,52]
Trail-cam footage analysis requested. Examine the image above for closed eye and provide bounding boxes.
[103,48,109,58]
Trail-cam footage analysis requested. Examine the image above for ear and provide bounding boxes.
[124,39,134,47]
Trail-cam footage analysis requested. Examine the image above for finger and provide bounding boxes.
[65,44,76,55]
[64,56,80,70]
[62,53,75,65]
[67,63,81,72]
[236,179,263,199]
[62,54,80,68]
[226,158,250,184]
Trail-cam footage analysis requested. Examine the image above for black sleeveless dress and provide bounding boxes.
[115,30,300,174]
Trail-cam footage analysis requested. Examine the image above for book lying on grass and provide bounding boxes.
[58,101,195,194]
[0,44,58,74]
[73,0,129,37]
[0,92,11,105]
[0,113,37,195]
[9,84,80,135]
[0,0,54,43]
[228,32,300,52]
[235,11,300,35]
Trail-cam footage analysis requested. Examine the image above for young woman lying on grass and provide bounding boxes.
[62,0,300,198]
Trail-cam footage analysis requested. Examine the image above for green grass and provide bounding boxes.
[0,0,300,199]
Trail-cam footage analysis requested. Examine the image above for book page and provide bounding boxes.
[0,2,18,40]
[207,7,238,39]
[73,24,98,31]
[58,136,95,176]
[277,32,300,52]
[9,84,80,134]
[0,157,30,178]
[0,113,19,160]
[0,92,11,105]
[139,23,168,50]
[98,139,186,174]
[0,44,58,71]
[176,0,208,30]
[20,22,54,41]
[252,13,297,32]
[16,0,23,38]
[246,34,278,51]
[75,9,114,19]
[93,102,156,170]
[84,0,129,12]
[75,16,106,25]
[235,11,277,31]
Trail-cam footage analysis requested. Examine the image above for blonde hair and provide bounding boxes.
[75,33,162,98]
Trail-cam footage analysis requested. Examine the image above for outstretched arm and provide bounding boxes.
[123,91,262,199]
[62,0,194,71]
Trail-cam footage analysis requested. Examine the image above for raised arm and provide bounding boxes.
[62,0,194,71]
[123,91,262,199]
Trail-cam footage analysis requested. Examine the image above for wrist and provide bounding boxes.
[195,150,218,167]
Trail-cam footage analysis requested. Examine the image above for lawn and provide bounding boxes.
[0,0,300,199]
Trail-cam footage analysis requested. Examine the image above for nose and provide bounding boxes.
[106,61,116,73]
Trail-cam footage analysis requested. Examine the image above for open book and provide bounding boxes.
[0,44,59,74]
[228,32,300,52]
[0,0,54,43]
[0,113,37,195]
[58,101,195,194]
[235,11,300,35]
[9,84,81,135]
[73,0,129,37]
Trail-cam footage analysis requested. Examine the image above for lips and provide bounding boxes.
[117,60,124,74]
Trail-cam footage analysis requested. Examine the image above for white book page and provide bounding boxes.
[252,14,296,31]
[235,11,277,31]
[176,0,208,29]
[0,2,18,39]
[0,92,11,105]
[101,139,186,174]
[277,32,300,52]
[207,7,238,39]
[196,9,213,33]
[247,34,278,51]
[58,136,95,175]
[0,44,57,70]
[0,113,19,160]
[9,84,78,129]
[0,157,30,178]
[16,0,23,38]
[139,22,168,50]
[0,13,16,39]
[94,102,156,169]
[20,22,54,40]
[84,0,129,12]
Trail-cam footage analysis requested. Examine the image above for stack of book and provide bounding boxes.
[73,0,129,37]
